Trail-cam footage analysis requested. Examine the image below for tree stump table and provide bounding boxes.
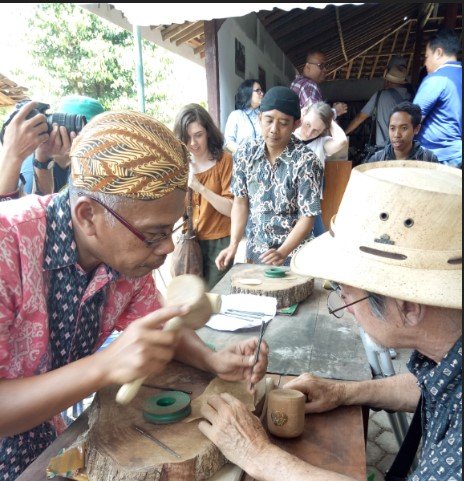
[230,264,314,308]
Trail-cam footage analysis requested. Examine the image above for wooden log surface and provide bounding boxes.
[230,264,314,308]
[85,362,265,481]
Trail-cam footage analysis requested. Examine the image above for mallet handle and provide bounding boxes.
[115,317,182,405]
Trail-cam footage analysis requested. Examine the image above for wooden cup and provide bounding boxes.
[266,389,305,438]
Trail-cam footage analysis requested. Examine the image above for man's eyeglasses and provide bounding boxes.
[306,62,329,71]
[253,88,264,94]
[77,192,186,248]
[326,284,371,318]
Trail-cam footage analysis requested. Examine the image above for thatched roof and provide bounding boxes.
[0,73,28,107]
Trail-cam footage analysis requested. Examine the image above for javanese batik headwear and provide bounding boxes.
[70,111,189,200]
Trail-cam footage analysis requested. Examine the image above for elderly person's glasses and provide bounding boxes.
[77,192,186,248]
[306,62,328,71]
[326,283,371,318]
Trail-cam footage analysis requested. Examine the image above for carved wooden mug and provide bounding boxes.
[266,388,305,438]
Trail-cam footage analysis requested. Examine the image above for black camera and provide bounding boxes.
[0,99,87,144]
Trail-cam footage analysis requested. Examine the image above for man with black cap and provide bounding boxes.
[216,86,323,269]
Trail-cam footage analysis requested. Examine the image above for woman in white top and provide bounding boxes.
[295,101,348,236]
[224,79,264,154]
[296,101,348,166]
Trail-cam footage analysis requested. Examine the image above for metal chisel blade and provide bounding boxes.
[132,424,182,459]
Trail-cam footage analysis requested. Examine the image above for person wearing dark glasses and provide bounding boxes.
[290,50,347,118]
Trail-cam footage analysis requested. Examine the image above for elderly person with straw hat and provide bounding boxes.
[0,111,269,479]
[200,161,462,481]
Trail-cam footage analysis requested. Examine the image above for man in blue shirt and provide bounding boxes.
[413,27,462,168]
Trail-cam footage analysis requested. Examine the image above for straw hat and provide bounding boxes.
[291,161,462,308]
[384,65,408,84]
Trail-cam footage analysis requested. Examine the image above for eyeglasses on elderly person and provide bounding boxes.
[77,192,186,248]
[326,282,372,318]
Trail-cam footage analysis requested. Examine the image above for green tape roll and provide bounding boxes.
[264,267,286,278]
[143,391,191,424]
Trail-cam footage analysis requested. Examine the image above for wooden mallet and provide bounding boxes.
[116,274,221,405]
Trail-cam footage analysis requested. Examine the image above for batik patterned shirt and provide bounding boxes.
[0,190,160,478]
[232,137,323,264]
[408,337,462,481]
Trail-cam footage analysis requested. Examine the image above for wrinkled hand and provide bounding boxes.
[97,305,189,385]
[199,393,270,468]
[188,170,203,193]
[215,245,237,271]
[259,248,286,266]
[2,101,49,164]
[283,373,346,413]
[333,102,348,117]
[35,125,76,162]
[209,338,269,387]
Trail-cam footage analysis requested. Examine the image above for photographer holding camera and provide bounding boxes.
[0,95,104,200]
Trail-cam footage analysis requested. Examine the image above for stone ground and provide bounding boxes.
[76,238,413,480]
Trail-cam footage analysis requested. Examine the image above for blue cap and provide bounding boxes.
[57,95,104,121]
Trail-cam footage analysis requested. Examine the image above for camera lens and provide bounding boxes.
[47,113,87,134]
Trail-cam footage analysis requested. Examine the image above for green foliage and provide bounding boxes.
[22,3,178,124]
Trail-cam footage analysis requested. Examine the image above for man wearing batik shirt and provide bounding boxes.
[216,86,323,269]
[0,112,269,479]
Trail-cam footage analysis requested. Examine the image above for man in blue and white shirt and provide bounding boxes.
[414,27,462,168]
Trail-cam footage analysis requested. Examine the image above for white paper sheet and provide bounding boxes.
[206,294,277,331]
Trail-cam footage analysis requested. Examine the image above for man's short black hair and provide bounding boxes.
[389,102,422,128]
[428,27,460,56]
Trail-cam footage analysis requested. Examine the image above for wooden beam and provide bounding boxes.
[370,40,384,80]
[357,56,366,79]
[345,59,354,79]
[410,3,432,87]
[204,20,220,127]
[401,21,413,52]
[443,3,459,29]
[193,43,205,55]
[175,23,204,46]
[328,19,412,77]
[170,21,203,43]
[161,22,192,41]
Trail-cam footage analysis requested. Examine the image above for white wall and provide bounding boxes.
[217,13,297,128]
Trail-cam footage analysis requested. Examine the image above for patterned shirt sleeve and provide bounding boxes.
[0,225,20,376]
[291,76,322,109]
[113,275,161,331]
[231,144,249,198]
[296,147,323,217]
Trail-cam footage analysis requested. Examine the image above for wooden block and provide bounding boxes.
[230,265,314,308]
[85,362,264,480]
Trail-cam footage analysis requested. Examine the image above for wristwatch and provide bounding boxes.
[33,157,55,170]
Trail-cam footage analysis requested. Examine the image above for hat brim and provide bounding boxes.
[291,232,462,309]
[384,74,407,84]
